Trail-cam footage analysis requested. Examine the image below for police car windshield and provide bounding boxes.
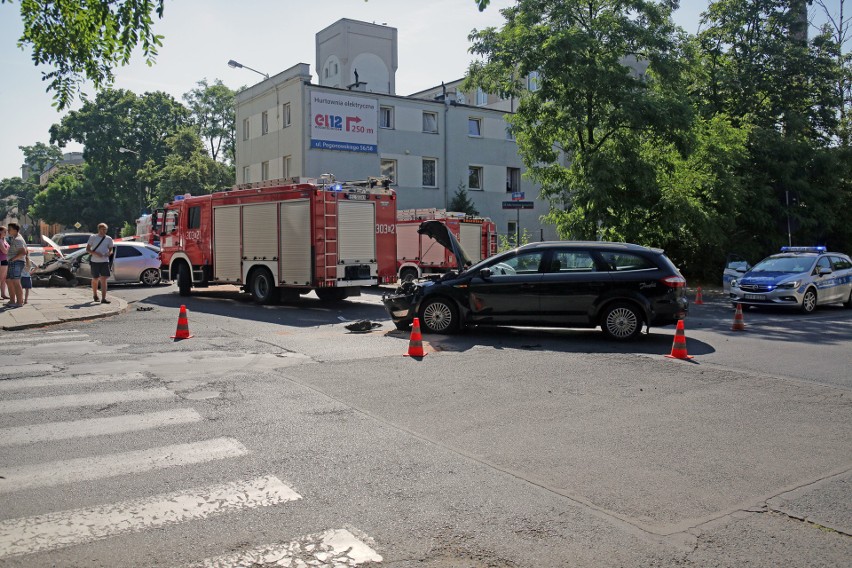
[751,256,814,273]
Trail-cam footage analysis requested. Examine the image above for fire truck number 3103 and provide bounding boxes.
[376,223,395,234]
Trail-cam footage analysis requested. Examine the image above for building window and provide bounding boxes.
[242,118,250,141]
[243,165,250,183]
[261,161,269,181]
[261,111,268,135]
[456,92,466,105]
[422,158,437,187]
[469,166,483,190]
[476,88,487,106]
[507,222,517,245]
[507,167,521,192]
[527,71,541,92]
[381,159,397,183]
[468,117,482,137]
[422,111,438,133]
[282,103,291,128]
[282,155,291,179]
[380,106,394,129]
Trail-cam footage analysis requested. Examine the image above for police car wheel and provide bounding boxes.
[800,288,817,314]
[844,290,852,309]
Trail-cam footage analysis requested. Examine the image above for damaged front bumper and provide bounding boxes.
[381,281,423,326]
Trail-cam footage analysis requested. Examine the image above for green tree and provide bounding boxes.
[139,127,233,208]
[449,182,479,215]
[30,164,108,229]
[2,0,165,109]
[183,79,237,163]
[19,142,63,179]
[49,88,191,223]
[466,0,689,241]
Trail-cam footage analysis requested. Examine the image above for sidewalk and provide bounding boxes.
[0,287,127,331]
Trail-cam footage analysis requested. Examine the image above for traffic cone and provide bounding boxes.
[404,317,426,357]
[694,286,704,305]
[665,320,693,360]
[171,305,194,340]
[731,303,746,331]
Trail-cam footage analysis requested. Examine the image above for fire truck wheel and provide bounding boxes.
[400,267,419,283]
[177,264,192,296]
[316,287,348,302]
[249,268,276,304]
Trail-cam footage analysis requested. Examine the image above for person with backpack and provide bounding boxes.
[86,223,114,304]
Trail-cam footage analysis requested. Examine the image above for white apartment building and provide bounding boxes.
[235,19,558,241]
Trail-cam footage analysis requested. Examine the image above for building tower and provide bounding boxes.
[315,19,398,94]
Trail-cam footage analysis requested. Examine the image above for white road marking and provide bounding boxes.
[185,529,383,567]
[0,476,301,559]
[2,364,56,376]
[0,387,173,414]
[0,438,248,494]
[0,408,202,447]
[0,372,147,391]
[0,333,87,345]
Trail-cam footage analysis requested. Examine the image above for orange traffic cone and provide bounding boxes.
[171,304,194,340]
[404,317,426,357]
[731,303,746,331]
[665,320,694,360]
[694,286,704,305]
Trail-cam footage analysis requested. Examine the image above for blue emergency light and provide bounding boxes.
[780,246,826,253]
[330,183,343,192]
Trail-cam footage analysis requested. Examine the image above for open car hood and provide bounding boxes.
[41,235,64,259]
[418,220,472,272]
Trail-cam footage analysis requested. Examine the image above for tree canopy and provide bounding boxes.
[2,0,165,109]
[183,79,237,164]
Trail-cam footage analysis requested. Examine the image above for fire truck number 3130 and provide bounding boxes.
[376,223,395,234]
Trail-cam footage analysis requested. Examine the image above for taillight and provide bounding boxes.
[661,275,686,288]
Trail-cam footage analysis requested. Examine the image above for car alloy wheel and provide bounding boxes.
[801,288,817,314]
[602,303,642,341]
[141,268,161,286]
[420,298,457,334]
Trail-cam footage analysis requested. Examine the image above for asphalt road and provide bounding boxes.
[1,283,850,567]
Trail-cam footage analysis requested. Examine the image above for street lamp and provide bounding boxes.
[119,147,139,155]
[228,59,269,79]
[119,147,148,216]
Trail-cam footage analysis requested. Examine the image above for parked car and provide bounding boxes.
[33,242,163,287]
[722,253,751,294]
[43,232,94,262]
[382,221,689,341]
[728,246,852,313]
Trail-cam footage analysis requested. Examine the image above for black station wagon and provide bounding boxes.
[382,221,689,341]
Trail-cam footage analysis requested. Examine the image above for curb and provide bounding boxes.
[0,302,130,331]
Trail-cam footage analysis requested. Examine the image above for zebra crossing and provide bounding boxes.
[0,330,383,566]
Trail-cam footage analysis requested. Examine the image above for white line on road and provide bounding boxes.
[0,408,202,447]
[0,438,248,494]
[184,528,383,567]
[0,372,148,391]
[0,387,173,414]
[0,476,302,559]
[0,333,87,345]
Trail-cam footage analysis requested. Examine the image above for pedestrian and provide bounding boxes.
[86,223,114,304]
[21,250,33,304]
[4,222,27,308]
[0,225,9,300]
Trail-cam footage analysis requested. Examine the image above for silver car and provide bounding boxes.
[74,242,163,286]
[729,247,852,313]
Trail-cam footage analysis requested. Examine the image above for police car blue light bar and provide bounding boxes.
[780,246,826,253]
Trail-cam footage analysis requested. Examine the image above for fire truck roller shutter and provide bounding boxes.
[242,204,278,262]
[338,201,377,279]
[459,223,483,263]
[279,199,311,285]
[213,206,242,281]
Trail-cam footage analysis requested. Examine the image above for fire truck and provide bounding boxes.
[396,209,497,281]
[156,175,397,303]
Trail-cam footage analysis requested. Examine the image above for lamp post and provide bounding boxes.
[227,59,269,80]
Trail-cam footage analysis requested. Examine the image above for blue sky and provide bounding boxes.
[0,0,781,179]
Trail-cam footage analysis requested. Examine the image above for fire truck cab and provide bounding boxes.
[156,175,397,303]
[396,209,497,282]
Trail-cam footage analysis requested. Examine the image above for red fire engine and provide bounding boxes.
[156,175,397,303]
[396,209,497,281]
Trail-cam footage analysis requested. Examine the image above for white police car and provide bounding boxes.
[729,247,852,313]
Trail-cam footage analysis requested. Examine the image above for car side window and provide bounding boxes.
[488,251,545,275]
[599,252,655,271]
[115,246,142,259]
[830,256,851,271]
[550,251,596,273]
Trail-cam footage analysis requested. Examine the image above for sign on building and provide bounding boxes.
[310,92,378,153]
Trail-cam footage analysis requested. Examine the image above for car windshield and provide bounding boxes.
[750,256,814,273]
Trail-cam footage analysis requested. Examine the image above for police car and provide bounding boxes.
[729,247,852,313]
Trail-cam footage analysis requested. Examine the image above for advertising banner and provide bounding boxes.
[310,92,378,153]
